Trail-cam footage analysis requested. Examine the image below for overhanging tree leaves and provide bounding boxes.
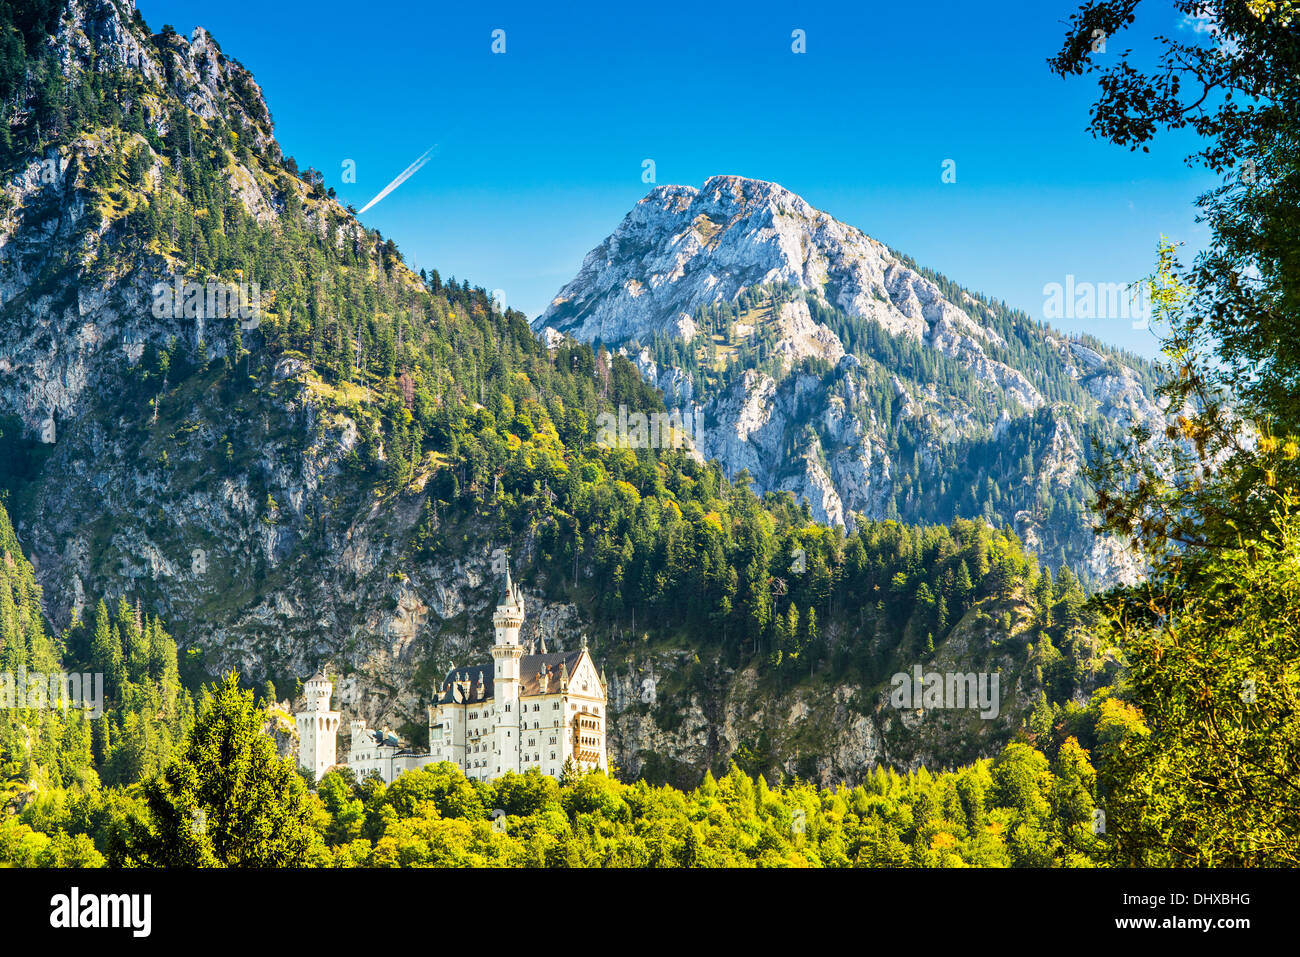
[1053,0,1300,864]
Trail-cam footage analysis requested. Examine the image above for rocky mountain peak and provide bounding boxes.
[538,176,1162,586]
[642,173,823,221]
[540,174,873,344]
[0,1,1154,789]
[537,173,1008,359]
[54,0,276,155]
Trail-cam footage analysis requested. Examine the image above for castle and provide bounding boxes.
[297,564,608,785]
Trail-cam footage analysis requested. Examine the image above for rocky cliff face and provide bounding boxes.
[604,591,1063,788]
[537,175,1160,586]
[57,0,277,155]
[0,0,287,445]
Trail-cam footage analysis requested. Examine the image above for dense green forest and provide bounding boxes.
[0,0,1107,865]
[4,660,1115,868]
[1046,0,1300,866]
[0,449,1108,867]
[0,500,194,865]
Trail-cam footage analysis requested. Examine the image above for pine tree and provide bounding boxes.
[117,672,323,866]
[954,559,973,607]
[89,599,124,694]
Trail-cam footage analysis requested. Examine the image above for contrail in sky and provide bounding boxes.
[356,144,438,215]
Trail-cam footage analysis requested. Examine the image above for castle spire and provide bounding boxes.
[494,553,525,651]
[497,554,523,610]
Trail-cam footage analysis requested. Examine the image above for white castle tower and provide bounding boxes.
[296,671,340,781]
[491,561,525,776]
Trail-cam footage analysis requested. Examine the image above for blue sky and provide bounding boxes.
[137,0,1220,360]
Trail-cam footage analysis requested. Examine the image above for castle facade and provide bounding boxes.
[297,565,607,785]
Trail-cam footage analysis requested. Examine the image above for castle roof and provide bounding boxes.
[436,650,596,704]
[356,726,402,748]
[436,664,494,704]
[519,650,585,696]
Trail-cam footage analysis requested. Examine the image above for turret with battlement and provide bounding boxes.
[295,671,339,782]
